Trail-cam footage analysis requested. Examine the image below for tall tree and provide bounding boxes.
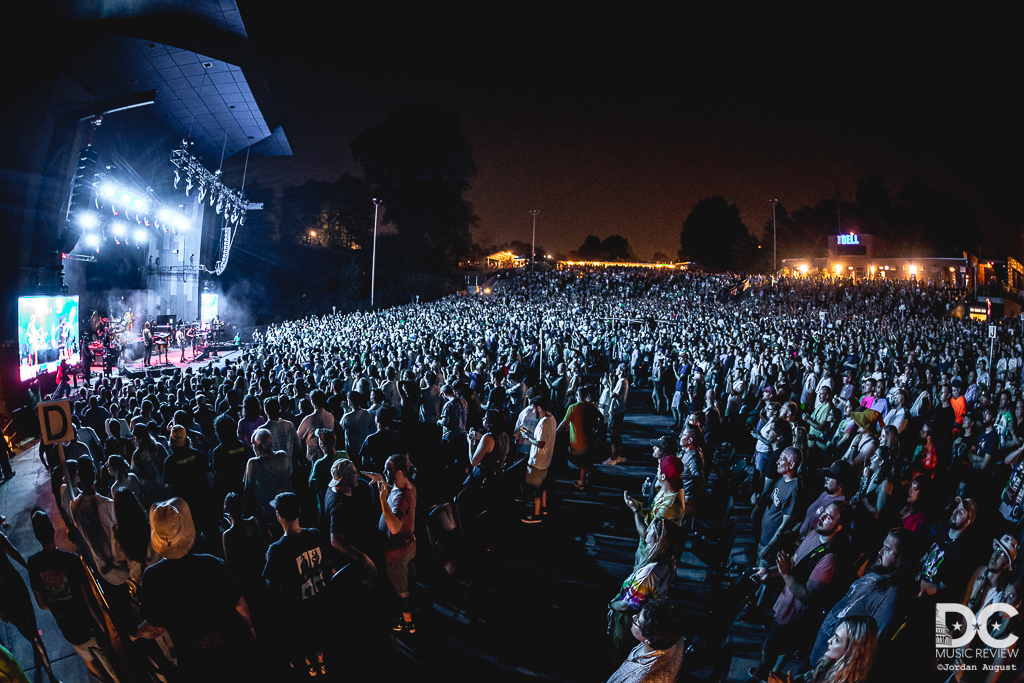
[279,175,375,251]
[350,103,477,260]
[577,235,604,259]
[600,235,637,261]
[679,196,757,271]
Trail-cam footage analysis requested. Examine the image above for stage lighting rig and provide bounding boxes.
[170,139,246,228]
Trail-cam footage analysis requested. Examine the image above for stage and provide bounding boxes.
[87,344,243,380]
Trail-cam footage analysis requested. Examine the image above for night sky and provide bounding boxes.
[234,9,1022,261]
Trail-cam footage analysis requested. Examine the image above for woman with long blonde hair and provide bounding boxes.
[769,615,877,683]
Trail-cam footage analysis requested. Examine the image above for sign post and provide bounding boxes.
[990,324,998,382]
[36,400,74,490]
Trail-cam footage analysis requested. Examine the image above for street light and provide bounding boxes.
[371,198,381,309]
[529,209,539,272]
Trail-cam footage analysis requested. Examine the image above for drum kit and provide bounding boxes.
[87,311,136,372]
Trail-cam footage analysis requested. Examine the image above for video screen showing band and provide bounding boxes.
[18,295,80,381]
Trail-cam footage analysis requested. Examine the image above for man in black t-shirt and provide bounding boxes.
[164,425,211,525]
[264,492,331,674]
[358,406,408,472]
[920,496,980,601]
[323,459,379,584]
[28,508,121,682]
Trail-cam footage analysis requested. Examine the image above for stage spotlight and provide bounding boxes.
[120,192,133,205]
[133,197,147,212]
[134,229,148,243]
[112,221,127,238]
[85,234,100,251]
[77,212,99,229]
[102,185,117,198]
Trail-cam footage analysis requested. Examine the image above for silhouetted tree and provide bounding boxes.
[351,103,477,261]
[679,196,757,271]
[573,234,636,261]
[600,235,637,261]
[577,235,604,259]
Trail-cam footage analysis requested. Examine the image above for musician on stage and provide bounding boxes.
[143,321,153,367]
[210,315,224,345]
[176,322,188,363]
[188,322,198,357]
[26,314,43,366]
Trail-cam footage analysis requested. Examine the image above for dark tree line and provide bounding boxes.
[678,177,982,273]
[568,234,638,262]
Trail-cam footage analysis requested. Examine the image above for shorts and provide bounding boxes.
[567,449,592,469]
[385,541,417,595]
[610,413,625,446]
[754,449,770,472]
[525,465,548,488]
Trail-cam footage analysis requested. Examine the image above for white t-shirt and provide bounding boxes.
[530,414,556,470]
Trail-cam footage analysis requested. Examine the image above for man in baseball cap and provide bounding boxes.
[919,496,979,600]
[650,435,678,459]
[799,460,854,534]
[265,492,331,673]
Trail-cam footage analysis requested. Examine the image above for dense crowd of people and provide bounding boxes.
[2,266,1023,682]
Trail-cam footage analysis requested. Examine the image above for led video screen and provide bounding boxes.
[18,295,80,381]
[201,292,219,325]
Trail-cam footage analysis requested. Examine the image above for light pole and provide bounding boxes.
[371,198,381,309]
[770,198,778,274]
[529,209,539,271]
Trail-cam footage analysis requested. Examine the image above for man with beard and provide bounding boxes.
[809,527,920,663]
[678,426,705,514]
[918,496,980,601]
[747,501,851,682]
[798,460,853,534]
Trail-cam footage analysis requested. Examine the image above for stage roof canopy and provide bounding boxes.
[51,0,291,161]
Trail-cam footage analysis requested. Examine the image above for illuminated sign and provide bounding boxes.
[837,234,860,246]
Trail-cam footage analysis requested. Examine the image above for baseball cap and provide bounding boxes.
[650,436,677,455]
[270,492,301,520]
[170,424,187,447]
[659,455,684,490]
[821,460,854,488]
[954,496,978,522]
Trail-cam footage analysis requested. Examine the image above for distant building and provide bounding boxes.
[485,251,527,268]
[780,231,1024,319]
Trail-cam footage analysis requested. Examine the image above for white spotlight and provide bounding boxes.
[112,221,127,238]
[133,229,148,243]
[77,212,98,229]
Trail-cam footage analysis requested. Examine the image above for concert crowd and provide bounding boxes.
[3,266,1023,682]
